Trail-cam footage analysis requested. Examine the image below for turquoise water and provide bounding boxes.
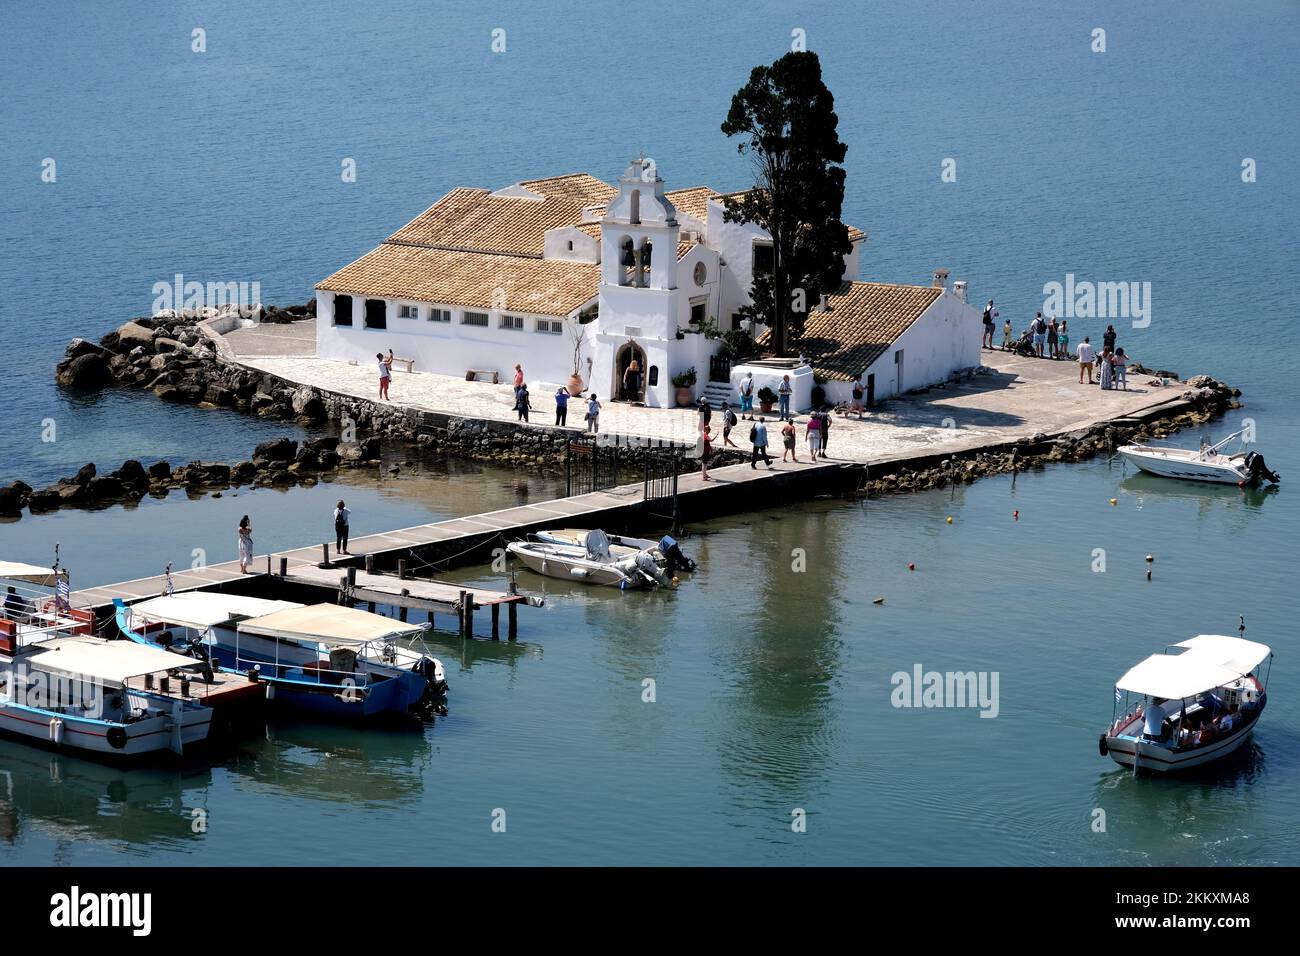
[1,1,1298,864]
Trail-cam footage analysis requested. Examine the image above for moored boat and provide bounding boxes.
[1100,634,1272,773]
[1118,431,1280,486]
[117,595,447,719]
[533,528,696,572]
[507,530,672,589]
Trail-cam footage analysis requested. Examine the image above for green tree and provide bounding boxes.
[721,51,852,356]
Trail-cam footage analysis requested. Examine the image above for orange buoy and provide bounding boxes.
[1109,498,1118,506]
[907,562,915,571]
[1013,510,1019,521]
[946,516,954,524]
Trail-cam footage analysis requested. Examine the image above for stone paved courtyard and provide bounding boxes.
[228,319,1193,464]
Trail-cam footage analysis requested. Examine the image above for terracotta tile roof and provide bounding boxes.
[756,281,942,381]
[664,186,717,221]
[518,173,617,205]
[316,243,599,317]
[387,188,589,257]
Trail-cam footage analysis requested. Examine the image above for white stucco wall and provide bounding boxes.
[730,363,814,414]
[315,291,577,385]
[821,290,982,404]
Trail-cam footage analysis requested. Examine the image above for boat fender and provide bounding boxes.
[106,726,128,749]
[49,718,64,745]
[1098,734,1108,757]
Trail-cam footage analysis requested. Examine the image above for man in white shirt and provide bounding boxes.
[1143,697,1168,741]
[1076,337,1096,384]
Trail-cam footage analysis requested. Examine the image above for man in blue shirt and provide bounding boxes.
[750,417,772,469]
[554,387,569,427]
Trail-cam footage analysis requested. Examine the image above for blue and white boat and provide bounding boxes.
[2,561,213,759]
[117,594,447,719]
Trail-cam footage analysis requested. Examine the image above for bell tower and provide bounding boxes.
[599,157,680,291]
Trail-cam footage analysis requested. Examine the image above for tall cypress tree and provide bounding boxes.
[722,51,852,356]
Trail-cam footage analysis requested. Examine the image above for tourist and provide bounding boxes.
[807,413,822,459]
[1032,313,1046,357]
[1076,336,1096,384]
[515,382,532,422]
[333,499,351,555]
[819,409,831,458]
[1098,347,1114,390]
[376,352,391,401]
[1103,324,1117,352]
[1047,317,1059,359]
[1058,321,1069,362]
[982,299,996,350]
[739,371,755,420]
[1002,316,1013,351]
[850,374,866,419]
[777,375,792,420]
[586,393,601,434]
[720,400,739,447]
[237,515,254,573]
[4,586,29,623]
[622,359,642,402]
[512,363,524,396]
[1112,347,1129,390]
[700,424,714,481]
[781,418,799,462]
[750,417,772,468]
[1143,697,1169,742]
[697,394,712,432]
[554,387,569,426]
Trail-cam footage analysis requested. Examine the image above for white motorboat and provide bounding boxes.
[2,559,214,758]
[507,530,672,589]
[533,528,697,572]
[1118,431,1280,486]
[1100,634,1272,773]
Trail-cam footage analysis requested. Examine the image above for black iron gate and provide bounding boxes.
[642,446,682,524]
[708,354,732,383]
[566,438,620,497]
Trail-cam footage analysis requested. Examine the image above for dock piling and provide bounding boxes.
[399,589,409,623]
[365,554,375,574]
[491,603,500,640]
[280,556,288,577]
[508,602,518,641]
[321,544,330,567]
[397,559,406,580]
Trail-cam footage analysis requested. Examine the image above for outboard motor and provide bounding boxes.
[1243,451,1280,485]
[416,656,448,696]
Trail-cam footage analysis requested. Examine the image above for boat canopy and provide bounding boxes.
[26,637,204,685]
[0,560,59,586]
[1173,634,1271,675]
[1117,635,1271,699]
[130,593,303,630]
[237,603,423,647]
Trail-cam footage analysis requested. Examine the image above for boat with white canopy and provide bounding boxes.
[2,559,215,758]
[117,595,446,719]
[1118,431,1280,486]
[1100,633,1273,772]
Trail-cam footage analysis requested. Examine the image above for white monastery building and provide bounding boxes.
[316,158,981,411]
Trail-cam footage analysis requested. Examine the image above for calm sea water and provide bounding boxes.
[1,1,1298,865]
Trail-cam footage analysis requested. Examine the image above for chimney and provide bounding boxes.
[952,280,967,303]
[817,293,829,312]
[932,268,949,290]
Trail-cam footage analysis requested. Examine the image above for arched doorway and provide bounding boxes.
[614,340,647,403]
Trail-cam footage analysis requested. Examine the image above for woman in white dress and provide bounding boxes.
[237,515,254,573]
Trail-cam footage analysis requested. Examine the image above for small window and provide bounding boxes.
[333,294,353,327]
[535,319,563,335]
[462,311,489,327]
[428,308,451,323]
[500,314,525,331]
[567,240,574,251]
[647,365,659,387]
[752,242,774,275]
[690,302,706,325]
[398,304,419,319]
[364,298,387,330]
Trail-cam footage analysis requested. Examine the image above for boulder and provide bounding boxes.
[0,485,22,516]
[26,487,61,513]
[56,352,112,390]
[253,437,297,464]
[86,475,126,500]
[336,442,364,463]
[63,338,106,360]
[148,460,172,481]
[231,460,258,484]
[153,337,183,354]
[304,435,340,453]
[72,463,97,486]
[110,459,150,490]
[115,321,156,353]
[290,386,326,420]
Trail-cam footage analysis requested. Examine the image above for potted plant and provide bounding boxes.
[757,385,777,414]
[671,367,697,407]
[567,322,588,396]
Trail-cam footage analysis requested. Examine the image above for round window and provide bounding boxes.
[693,262,707,286]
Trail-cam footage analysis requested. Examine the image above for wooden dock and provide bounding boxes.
[70,458,840,635]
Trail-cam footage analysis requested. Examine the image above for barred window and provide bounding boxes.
[428,308,451,323]
[462,311,489,327]
[398,304,419,319]
[500,314,525,331]
[535,319,563,334]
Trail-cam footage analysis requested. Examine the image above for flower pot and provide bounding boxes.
[675,387,695,407]
[567,373,584,397]
[759,401,774,414]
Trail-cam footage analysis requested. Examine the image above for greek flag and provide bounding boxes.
[55,575,70,611]
[1115,688,1122,702]
[165,565,175,597]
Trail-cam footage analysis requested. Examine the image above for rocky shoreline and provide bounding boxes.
[2,307,1242,519]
